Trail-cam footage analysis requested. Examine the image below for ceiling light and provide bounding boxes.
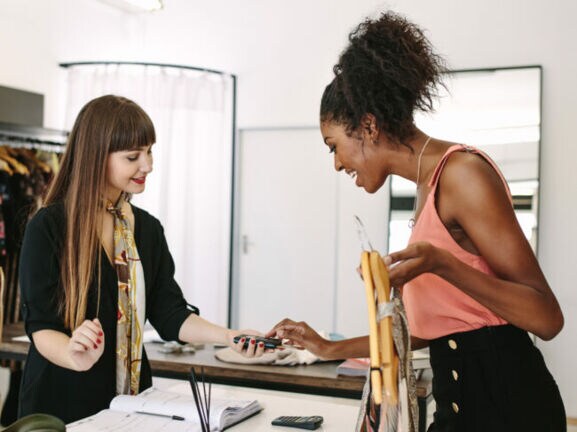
[98,0,164,13]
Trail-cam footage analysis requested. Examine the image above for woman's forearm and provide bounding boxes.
[318,335,370,360]
[178,313,234,345]
[33,330,78,370]
[437,252,563,340]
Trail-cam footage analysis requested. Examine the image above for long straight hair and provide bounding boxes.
[44,95,155,330]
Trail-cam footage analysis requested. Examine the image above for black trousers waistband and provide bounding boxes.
[429,324,531,356]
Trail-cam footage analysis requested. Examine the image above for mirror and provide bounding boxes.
[388,66,541,253]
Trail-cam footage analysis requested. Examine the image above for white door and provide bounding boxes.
[234,128,338,332]
[233,128,389,337]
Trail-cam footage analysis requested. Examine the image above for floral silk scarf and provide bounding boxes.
[107,197,146,395]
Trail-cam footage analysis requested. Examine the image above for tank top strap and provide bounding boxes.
[428,144,512,202]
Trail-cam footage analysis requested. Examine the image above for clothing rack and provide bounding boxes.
[0,140,65,154]
[0,121,68,153]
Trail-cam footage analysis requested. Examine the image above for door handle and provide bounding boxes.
[242,235,254,254]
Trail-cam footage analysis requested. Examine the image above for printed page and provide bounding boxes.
[109,387,259,430]
[67,410,198,432]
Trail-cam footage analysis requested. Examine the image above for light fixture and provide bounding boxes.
[97,0,164,13]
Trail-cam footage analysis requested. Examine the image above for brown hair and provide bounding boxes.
[43,95,155,329]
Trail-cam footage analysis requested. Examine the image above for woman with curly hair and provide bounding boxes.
[269,11,565,431]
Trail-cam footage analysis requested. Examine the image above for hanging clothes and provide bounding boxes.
[0,141,64,426]
[0,145,59,325]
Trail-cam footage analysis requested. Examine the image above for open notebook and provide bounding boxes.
[67,387,262,432]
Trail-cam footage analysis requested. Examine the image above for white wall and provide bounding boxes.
[1,0,576,416]
[0,0,131,128]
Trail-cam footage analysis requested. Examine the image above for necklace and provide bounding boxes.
[408,135,432,229]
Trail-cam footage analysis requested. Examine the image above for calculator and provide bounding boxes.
[271,415,324,430]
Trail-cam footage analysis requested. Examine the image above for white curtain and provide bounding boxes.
[64,64,234,326]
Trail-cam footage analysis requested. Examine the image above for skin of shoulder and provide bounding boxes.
[435,151,536,278]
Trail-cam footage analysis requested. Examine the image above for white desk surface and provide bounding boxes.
[153,377,360,431]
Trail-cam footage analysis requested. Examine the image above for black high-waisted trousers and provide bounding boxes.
[427,325,565,432]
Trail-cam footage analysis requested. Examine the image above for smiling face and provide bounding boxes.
[320,120,389,193]
[106,144,153,202]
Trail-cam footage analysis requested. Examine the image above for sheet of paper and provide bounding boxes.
[109,387,260,430]
[67,410,198,432]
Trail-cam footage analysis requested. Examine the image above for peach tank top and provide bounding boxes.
[402,145,508,340]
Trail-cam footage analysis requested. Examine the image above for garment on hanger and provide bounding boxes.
[0,145,61,330]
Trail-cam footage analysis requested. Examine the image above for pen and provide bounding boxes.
[135,411,185,421]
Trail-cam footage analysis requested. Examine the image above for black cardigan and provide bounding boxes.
[18,202,193,423]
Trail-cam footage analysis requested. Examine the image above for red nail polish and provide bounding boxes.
[251,339,256,345]
[258,342,264,348]
[99,331,103,336]
[97,339,102,344]
[93,344,98,349]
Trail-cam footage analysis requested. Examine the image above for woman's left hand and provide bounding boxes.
[384,241,449,287]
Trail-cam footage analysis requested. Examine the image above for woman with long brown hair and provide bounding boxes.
[18,95,261,423]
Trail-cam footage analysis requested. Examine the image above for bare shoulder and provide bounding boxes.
[436,148,513,227]
[438,150,507,198]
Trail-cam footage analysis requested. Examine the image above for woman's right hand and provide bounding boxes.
[265,318,330,359]
[67,318,104,371]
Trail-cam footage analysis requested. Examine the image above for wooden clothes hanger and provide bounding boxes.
[0,159,13,175]
[12,148,52,174]
[0,147,29,176]
[361,250,398,406]
[355,215,421,432]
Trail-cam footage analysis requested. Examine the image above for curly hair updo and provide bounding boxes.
[320,11,446,145]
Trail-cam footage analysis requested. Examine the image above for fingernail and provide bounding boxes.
[99,331,103,336]
[93,344,98,349]
[251,339,256,345]
[240,338,246,343]
[97,339,102,344]
[258,342,264,348]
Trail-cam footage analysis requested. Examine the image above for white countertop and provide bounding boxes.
[153,377,360,431]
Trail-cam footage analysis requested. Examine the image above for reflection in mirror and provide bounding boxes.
[389,66,541,254]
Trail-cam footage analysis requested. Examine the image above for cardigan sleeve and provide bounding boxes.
[19,206,67,337]
[144,216,194,342]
